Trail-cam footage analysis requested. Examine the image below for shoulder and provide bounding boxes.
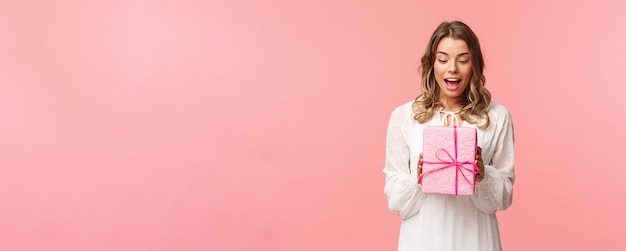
[388,100,415,124]
[488,101,513,124]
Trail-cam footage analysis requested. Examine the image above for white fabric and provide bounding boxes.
[439,110,460,126]
[383,101,515,251]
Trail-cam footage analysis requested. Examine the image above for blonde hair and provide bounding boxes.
[412,21,491,129]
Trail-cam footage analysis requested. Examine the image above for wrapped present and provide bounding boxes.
[419,126,478,195]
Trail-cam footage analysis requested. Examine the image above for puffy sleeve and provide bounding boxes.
[471,110,515,214]
[383,105,426,219]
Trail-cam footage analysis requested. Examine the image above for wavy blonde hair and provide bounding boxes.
[412,21,491,129]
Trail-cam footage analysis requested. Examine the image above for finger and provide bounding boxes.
[419,153,424,177]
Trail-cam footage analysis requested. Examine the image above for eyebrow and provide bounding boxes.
[437,51,470,56]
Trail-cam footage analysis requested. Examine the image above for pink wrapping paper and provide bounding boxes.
[421,126,477,195]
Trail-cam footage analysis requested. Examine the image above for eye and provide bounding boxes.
[458,60,470,64]
[438,59,448,63]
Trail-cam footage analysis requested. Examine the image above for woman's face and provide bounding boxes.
[433,37,473,102]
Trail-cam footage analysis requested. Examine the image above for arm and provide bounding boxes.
[383,106,426,219]
[471,111,515,214]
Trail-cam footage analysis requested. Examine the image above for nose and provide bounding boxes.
[448,62,457,73]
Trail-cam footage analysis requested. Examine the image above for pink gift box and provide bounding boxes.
[420,126,478,195]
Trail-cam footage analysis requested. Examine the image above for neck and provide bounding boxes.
[439,97,462,112]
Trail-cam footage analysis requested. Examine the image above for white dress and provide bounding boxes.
[383,101,515,251]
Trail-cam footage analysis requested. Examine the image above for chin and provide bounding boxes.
[441,90,464,97]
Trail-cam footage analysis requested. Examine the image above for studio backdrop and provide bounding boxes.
[0,0,624,250]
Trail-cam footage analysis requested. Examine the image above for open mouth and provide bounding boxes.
[444,78,461,90]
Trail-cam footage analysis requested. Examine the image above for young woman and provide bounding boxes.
[383,21,515,250]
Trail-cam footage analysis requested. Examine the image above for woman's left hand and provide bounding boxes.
[475,147,485,182]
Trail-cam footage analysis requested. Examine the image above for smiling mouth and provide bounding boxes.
[444,78,461,90]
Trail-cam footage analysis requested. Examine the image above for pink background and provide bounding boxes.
[1,0,624,250]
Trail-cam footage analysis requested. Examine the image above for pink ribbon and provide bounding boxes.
[418,126,479,195]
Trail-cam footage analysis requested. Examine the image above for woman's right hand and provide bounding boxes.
[417,153,423,179]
